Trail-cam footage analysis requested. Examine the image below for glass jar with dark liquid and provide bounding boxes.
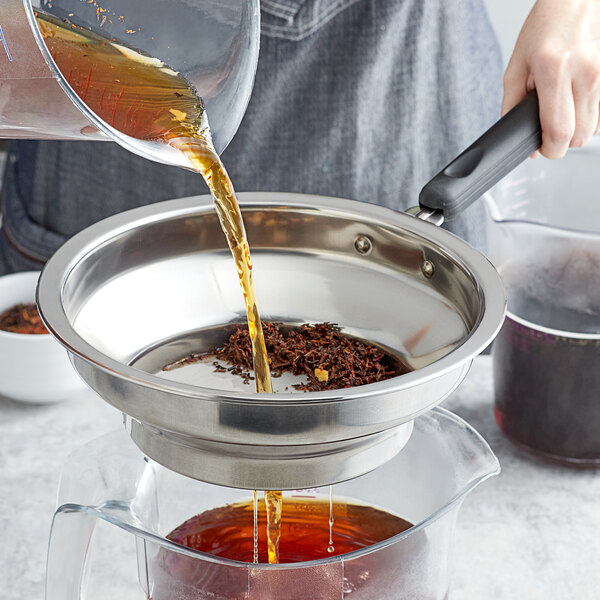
[485,151,600,467]
[493,295,600,466]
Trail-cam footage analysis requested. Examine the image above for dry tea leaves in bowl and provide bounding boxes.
[0,303,49,335]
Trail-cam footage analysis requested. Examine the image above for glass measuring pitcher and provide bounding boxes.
[0,0,259,159]
[46,408,499,599]
[484,144,600,466]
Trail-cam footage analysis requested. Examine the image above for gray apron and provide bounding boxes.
[0,0,502,274]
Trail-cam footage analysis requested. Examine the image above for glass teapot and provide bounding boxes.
[483,144,600,465]
[46,408,499,600]
[0,0,259,159]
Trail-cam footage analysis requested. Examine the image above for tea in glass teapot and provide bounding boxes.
[46,408,499,600]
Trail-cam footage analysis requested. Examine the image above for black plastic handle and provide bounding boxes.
[418,91,542,220]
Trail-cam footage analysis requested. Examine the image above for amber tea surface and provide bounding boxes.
[167,497,413,564]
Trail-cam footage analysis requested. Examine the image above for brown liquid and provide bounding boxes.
[167,497,412,564]
[264,490,283,564]
[35,10,273,394]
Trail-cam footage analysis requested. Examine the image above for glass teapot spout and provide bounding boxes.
[423,407,500,510]
[329,407,500,531]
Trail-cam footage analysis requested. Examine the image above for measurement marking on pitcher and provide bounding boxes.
[0,25,13,61]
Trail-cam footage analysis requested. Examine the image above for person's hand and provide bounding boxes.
[502,0,600,159]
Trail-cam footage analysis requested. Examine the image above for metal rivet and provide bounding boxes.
[354,235,373,255]
[422,260,434,278]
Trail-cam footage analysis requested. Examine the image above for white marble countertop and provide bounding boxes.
[1,356,598,599]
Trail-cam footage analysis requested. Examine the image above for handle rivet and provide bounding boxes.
[354,235,372,255]
[422,260,434,278]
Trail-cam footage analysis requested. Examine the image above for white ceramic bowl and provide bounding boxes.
[0,271,86,403]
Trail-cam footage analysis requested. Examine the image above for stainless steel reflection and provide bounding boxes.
[37,192,505,489]
[126,416,415,490]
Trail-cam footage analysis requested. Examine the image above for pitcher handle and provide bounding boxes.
[46,504,96,600]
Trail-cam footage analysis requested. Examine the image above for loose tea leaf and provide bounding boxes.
[164,322,410,391]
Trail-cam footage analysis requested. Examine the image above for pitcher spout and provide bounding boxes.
[435,406,500,496]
